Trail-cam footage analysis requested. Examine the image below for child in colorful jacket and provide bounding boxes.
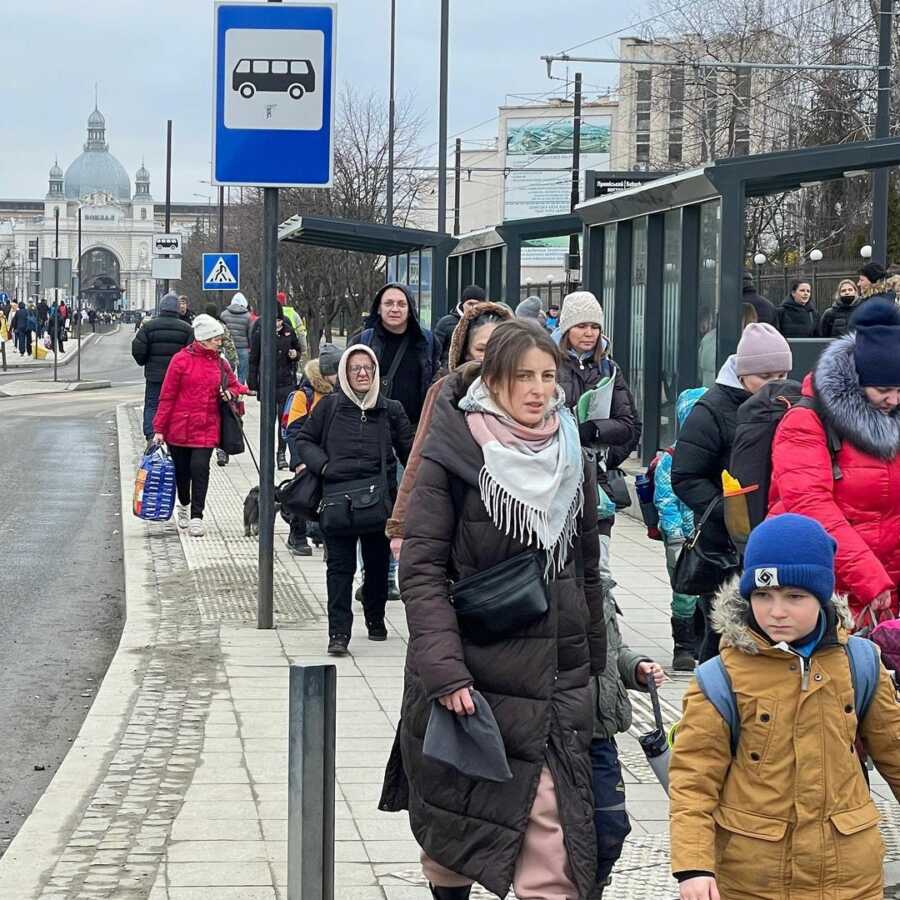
[654,387,706,671]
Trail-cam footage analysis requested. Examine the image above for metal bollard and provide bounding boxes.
[288,665,336,900]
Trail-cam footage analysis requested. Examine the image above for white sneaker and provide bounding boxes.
[176,504,190,529]
[188,518,206,537]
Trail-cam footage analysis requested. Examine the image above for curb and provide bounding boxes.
[0,380,112,398]
[0,403,155,897]
[0,332,100,372]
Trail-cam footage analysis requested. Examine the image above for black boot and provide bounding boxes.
[671,617,696,672]
[277,449,289,470]
[429,886,471,899]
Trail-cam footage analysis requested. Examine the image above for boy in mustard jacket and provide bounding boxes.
[669,513,900,900]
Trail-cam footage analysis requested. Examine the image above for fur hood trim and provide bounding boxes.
[303,359,334,396]
[712,577,852,655]
[447,301,513,370]
[813,334,900,460]
[860,276,900,301]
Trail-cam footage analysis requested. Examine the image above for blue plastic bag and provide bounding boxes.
[133,444,177,521]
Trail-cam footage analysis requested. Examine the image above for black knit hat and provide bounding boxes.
[859,262,887,284]
[461,284,486,303]
[852,298,900,386]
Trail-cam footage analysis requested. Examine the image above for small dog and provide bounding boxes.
[243,486,282,537]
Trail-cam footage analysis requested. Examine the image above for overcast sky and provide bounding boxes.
[3,0,648,202]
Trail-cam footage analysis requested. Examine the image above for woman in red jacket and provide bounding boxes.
[153,313,246,537]
[770,299,900,622]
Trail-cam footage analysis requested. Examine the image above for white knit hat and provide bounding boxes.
[558,291,604,337]
[193,313,226,342]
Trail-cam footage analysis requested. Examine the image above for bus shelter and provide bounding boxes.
[577,137,900,461]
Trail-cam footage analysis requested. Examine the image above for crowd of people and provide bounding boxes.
[0,296,118,358]
[133,280,900,900]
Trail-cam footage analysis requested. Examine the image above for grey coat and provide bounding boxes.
[593,593,650,741]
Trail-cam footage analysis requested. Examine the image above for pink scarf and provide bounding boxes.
[466,408,560,454]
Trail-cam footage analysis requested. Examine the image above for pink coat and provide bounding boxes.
[153,342,245,448]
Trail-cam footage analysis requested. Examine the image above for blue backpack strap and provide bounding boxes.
[846,635,880,722]
[695,656,740,756]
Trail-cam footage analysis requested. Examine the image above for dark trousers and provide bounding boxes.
[143,381,162,439]
[697,593,721,662]
[324,531,390,637]
[15,330,29,355]
[168,445,213,519]
[591,737,632,885]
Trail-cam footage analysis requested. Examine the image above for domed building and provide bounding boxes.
[0,106,215,311]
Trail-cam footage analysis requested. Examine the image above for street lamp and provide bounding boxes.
[860,244,873,260]
[809,249,823,305]
[753,252,766,290]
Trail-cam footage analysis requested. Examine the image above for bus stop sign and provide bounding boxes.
[212,2,336,188]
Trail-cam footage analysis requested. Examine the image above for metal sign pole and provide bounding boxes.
[77,206,82,383]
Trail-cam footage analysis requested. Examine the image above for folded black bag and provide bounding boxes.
[673,497,740,595]
[450,550,549,645]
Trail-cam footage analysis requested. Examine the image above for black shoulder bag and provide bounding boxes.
[380,333,410,398]
[218,359,246,455]
[672,497,740,595]
[318,412,392,536]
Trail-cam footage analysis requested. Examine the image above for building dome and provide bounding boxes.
[63,106,131,202]
[49,160,63,179]
[136,163,150,182]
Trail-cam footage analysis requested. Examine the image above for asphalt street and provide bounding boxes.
[0,328,142,858]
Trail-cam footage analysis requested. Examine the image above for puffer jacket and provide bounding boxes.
[130,310,193,384]
[672,357,750,554]
[248,319,301,395]
[776,296,819,338]
[220,303,252,350]
[557,339,642,475]
[769,335,900,615]
[153,342,245,447]
[670,582,900,898]
[379,366,607,900]
[818,298,860,338]
[593,591,650,741]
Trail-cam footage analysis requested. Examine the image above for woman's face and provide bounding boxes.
[347,351,375,393]
[740,372,788,394]
[489,346,558,428]
[864,386,900,414]
[465,322,498,363]
[567,322,601,353]
[858,274,873,291]
[200,336,224,351]
[792,283,812,305]
[839,282,858,302]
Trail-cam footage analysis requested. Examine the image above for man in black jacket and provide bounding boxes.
[741,273,777,325]
[131,292,193,438]
[432,284,486,367]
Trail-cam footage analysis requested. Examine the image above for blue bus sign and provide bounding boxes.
[212,2,336,188]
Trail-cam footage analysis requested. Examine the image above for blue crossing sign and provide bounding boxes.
[212,2,337,188]
[203,253,241,291]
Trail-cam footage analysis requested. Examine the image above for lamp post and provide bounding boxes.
[809,249,823,307]
[546,273,554,306]
[753,252,766,291]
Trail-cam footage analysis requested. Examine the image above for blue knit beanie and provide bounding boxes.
[740,514,836,605]
[851,298,900,387]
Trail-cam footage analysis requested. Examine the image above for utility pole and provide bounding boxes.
[437,0,449,235]
[218,185,225,313]
[386,0,396,226]
[567,72,583,293]
[872,0,893,265]
[163,120,173,297]
[77,206,82,382]
[53,206,59,382]
[453,138,461,236]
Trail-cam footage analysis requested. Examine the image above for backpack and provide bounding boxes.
[281,382,315,438]
[695,636,880,756]
[636,447,674,538]
[729,381,841,531]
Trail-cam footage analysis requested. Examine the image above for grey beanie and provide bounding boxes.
[558,291,604,337]
[159,293,180,313]
[516,295,544,320]
[318,343,342,376]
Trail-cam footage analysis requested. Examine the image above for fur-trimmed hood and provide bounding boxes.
[860,275,900,301]
[303,358,334,396]
[712,577,853,655]
[447,300,513,370]
[812,333,900,460]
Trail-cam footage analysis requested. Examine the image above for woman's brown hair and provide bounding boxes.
[481,320,562,392]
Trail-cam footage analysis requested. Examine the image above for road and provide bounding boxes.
[0,328,142,857]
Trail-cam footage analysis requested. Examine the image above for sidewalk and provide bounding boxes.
[0,400,898,899]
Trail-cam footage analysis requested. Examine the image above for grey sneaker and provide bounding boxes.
[176,504,190,529]
[188,518,206,537]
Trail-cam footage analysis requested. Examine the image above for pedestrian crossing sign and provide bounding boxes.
[202,252,240,291]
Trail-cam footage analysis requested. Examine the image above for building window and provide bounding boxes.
[140,208,147,220]
[668,70,684,164]
[635,70,651,167]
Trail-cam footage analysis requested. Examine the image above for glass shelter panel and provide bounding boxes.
[660,209,682,448]
[601,225,616,349]
[697,201,721,387]
[630,218,647,420]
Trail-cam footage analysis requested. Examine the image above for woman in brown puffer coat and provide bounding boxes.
[379,321,607,900]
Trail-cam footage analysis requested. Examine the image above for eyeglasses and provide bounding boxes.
[349,365,375,375]
[381,300,407,310]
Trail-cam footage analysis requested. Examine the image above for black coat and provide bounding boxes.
[557,351,642,476]
[131,311,193,384]
[776,297,819,338]
[379,367,606,900]
[433,306,462,367]
[671,368,749,554]
[741,285,778,326]
[248,320,300,396]
[819,299,861,338]
[296,391,412,493]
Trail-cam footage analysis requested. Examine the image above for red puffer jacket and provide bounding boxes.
[769,335,900,617]
[153,341,245,448]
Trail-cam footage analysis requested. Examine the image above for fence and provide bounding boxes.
[756,259,862,310]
